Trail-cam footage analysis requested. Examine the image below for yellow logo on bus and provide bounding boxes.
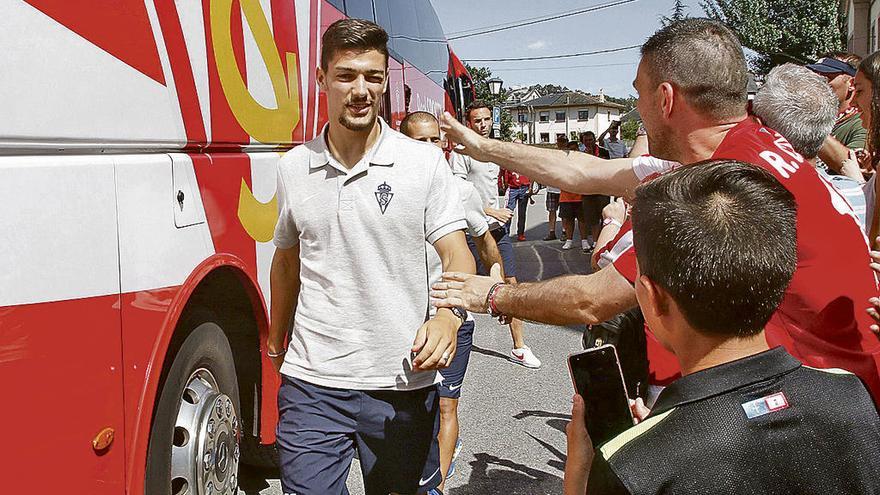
[211,0,299,242]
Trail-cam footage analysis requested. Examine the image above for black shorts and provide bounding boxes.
[559,201,583,219]
[581,195,610,226]
[545,192,560,211]
[438,320,475,400]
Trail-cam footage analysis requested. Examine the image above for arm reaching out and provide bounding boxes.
[432,264,638,326]
[440,112,640,198]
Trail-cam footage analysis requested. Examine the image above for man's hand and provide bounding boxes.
[440,112,493,162]
[411,311,458,371]
[602,198,627,224]
[564,394,595,495]
[432,263,505,313]
[629,397,651,423]
[486,207,514,224]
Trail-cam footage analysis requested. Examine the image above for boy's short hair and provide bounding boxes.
[631,160,797,337]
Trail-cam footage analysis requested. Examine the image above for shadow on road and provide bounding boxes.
[447,452,563,495]
[238,465,279,495]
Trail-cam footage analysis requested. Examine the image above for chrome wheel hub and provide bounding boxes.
[170,368,240,495]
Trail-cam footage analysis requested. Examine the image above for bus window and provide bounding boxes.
[344,0,375,22]
[327,0,345,12]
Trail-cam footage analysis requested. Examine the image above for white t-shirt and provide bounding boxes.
[426,180,488,319]
[449,150,503,230]
[604,138,630,159]
[273,119,467,391]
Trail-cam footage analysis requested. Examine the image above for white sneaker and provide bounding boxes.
[581,239,592,253]
[562,240,573,250]
[510,346,542,368]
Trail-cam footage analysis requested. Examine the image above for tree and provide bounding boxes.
[464,63,514,140]
[702,0,845,75]
[660,0,689,27]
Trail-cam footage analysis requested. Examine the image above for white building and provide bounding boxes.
[505,91,625,144]
[841,0,880,56]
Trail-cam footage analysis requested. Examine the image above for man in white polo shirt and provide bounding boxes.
[450,101,541,369]
[266,19,475,495]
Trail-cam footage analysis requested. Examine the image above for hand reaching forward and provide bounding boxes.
[432,263,505,313]
[440,112,494,162]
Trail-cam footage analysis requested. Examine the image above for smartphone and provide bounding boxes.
[568,345,635,446]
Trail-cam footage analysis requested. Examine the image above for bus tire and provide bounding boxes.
[145,319,242,495]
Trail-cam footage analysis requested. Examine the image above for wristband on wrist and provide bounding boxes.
[486,282,512,325]
[266,347,286,358]
[602,218,622,228]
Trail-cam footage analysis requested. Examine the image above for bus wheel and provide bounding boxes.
[146,320,241,495]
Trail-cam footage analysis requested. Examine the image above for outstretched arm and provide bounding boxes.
[441,112,640,199]
[433,263,638,326]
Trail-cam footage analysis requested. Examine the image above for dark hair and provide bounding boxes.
[641,18,748,120]
[581,131,596,139]
[321,18,388,71]
[556,134,569,143]
[824,51,861,71]
[466,100,491,121]
[859,51,880,170]
[400,111,438,137]
[631,160,797,337]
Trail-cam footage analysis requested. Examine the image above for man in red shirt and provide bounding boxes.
[501,168,532,241]
[434,18,880,405]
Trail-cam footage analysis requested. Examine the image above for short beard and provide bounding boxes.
[339,103,379,132]
[645,124,677,162]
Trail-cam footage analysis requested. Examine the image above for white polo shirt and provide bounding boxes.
[273,118,467,391]
[426,180,487,320]
[449,151,503,230]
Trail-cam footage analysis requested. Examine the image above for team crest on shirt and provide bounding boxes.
[375,182,393,214]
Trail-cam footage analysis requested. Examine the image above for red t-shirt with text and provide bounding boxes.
[606,118,880,402]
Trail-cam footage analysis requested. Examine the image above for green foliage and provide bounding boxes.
[660,0,690,27]
[464,63,514,140]
[702,0,845,74]
[620,120,640,142]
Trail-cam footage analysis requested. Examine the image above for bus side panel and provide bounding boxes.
[403,61,446,119]
[387,56,407,129]
[0,156,125,493]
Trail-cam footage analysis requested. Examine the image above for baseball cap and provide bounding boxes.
[806,57,857,77]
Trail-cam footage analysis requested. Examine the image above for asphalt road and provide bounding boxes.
[239,191,594,495]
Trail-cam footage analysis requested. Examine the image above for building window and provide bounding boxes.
[872,20,876,52]
[556,133,567,142]
[540,132,550,143]
[517,113,528,123]
[539,111,549,122]
[577,109,589,121]
[555,110,566,122]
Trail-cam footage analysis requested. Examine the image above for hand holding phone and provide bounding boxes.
[568,345,635,446]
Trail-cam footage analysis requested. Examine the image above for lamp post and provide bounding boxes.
[486,78,503,138]
[487,77,503,96]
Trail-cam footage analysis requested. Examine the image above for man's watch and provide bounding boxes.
[449,306,468,325]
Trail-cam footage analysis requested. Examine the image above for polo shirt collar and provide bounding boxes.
[649,346,801,416]
[308,118,395,172]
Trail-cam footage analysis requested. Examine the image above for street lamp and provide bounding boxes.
[487,77,503,96]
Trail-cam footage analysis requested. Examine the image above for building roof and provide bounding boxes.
[508,91,625,110]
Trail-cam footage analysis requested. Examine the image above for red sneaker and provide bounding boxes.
[517,233,526,241]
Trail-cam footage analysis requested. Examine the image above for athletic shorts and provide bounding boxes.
[545,192,560,211]
[558,201,583,220]
[276,376,442,495]
[581,195,610,226]
[438,320,475,400]
[467,226,517,278]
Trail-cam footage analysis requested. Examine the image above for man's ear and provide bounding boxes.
[316,66,326,91]
[638,274,669,317]
[659,82,675,119]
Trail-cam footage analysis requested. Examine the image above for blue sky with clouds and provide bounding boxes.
[431,0,704,99]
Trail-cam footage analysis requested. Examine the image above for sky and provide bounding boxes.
[430,0,704,99]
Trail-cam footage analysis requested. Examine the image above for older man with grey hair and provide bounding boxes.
[752,63,867,226]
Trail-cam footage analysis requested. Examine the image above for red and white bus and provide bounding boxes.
[0,1,474,493]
